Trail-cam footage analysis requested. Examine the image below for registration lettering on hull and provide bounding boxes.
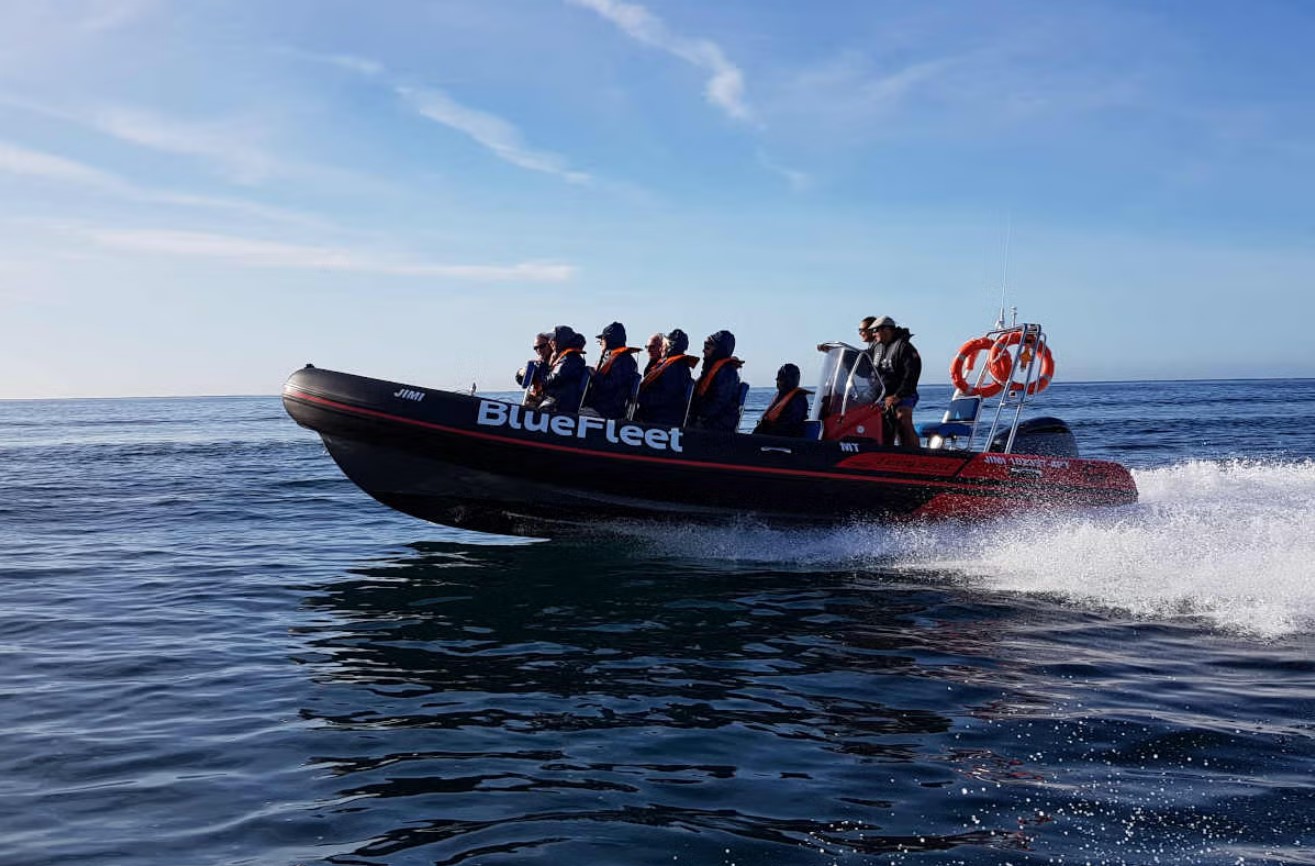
[476,400,684,453]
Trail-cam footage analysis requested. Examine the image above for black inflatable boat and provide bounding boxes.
[283,334,1136,537]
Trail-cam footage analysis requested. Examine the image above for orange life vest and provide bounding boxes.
[597,346,639,376]
[551,347,583,365]
[695,357,742,397]
[762,387,805,423]
[640,353,697,390]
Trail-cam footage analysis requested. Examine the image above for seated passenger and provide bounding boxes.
[753,363,809,437]
[583,321,640,419]
[634,328,697,426]
[642,332,664,376]
[515,332,553,408]
[688,330,744,433]
[539,325,587,414]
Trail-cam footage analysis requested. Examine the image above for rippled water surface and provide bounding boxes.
[3,380,1315,865]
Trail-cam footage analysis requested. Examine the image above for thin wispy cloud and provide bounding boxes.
[756,150,812,192]
[777,25,1151,146]
[282,51,594,186]
[90,107,276,185]
[859,58,959,110]
[277,47,384,78]
[84,228,576,282]
[398,86,591,184]
[0,139,323,226]
[566,0,752,123]
[0,140,124,189]
[784,52,960,126]
[0,94,282,186]
[80,0,157,32]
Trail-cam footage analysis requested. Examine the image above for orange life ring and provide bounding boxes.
[988,331,1054,395]
[949,336,1004,398]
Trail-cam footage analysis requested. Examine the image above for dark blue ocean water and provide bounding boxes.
[4,379,1315,866]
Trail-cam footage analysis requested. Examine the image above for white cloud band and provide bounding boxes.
[85,228,575,282]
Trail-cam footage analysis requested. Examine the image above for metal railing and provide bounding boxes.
[958,322,1048,454]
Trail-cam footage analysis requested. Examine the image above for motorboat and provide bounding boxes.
[282,322,1137,537]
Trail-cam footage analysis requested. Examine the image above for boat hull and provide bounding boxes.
[283,366,1138,536]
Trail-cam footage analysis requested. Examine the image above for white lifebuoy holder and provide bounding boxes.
[988,331,1054,395]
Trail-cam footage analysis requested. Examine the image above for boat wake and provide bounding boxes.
[624,459,1315,637]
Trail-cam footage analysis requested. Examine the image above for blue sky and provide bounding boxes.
[2,0,1313,398]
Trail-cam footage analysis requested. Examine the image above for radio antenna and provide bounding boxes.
[995,214,1012,330]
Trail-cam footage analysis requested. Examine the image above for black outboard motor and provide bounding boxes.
[989,416,1080,457]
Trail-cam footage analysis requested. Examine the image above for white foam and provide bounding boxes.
[929,460,1315,637]
[627,459,1315,637]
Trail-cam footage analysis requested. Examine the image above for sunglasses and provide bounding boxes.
[533,344,549,351]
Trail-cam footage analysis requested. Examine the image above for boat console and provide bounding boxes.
[809,342,888,443]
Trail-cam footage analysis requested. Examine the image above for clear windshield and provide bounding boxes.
[810,344,877,420]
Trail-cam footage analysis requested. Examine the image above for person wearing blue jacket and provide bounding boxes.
[688,330,744,432]
[540,325,588,413]
[634,328,697,426]
[583,321,640,419]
